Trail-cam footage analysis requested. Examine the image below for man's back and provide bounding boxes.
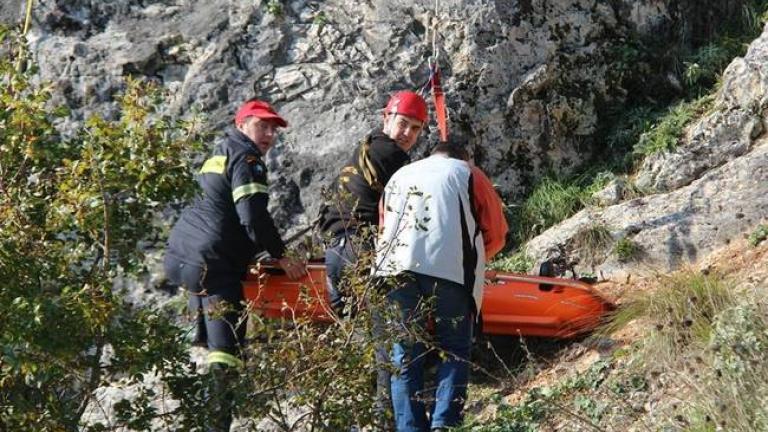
[318,130,410,236]
[375,155,481,287]
[167,129,261,272]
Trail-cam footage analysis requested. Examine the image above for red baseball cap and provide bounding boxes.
[235,99,288,128]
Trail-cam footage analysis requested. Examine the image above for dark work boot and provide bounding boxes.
[207,363,236,432]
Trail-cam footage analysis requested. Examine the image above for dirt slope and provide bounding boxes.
[466,236,768,430]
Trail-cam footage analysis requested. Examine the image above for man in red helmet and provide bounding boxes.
[317,90,428,426]
[318,90,428,314]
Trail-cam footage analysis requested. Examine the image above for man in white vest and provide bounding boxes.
[374,143,507,431]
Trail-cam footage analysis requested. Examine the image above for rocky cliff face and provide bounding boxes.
[1,0,746,234]
[2,0,764,279]
[528,23,768,278]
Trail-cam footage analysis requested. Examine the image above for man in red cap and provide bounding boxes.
[316,90,428,426]
[164,98,305,431]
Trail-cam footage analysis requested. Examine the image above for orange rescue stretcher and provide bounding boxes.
[242,260,614,339]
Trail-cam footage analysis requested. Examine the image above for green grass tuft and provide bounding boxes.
[633,95,713,157]
[748,224,768,247]
[510,172,612,244]
[599,271,735,365]
[613,237,640,262]
[570,223,613,267]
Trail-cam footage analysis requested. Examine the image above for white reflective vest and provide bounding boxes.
[374,155,486,310]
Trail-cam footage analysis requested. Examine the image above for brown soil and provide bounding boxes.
[468,238,768,425]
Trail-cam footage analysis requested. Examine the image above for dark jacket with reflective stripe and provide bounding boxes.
[166,127,285,273]
[319,129,410,236]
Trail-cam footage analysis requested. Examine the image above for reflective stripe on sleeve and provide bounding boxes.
[200,156,227,174]
[207,350,244,368]
[232,182,268,202]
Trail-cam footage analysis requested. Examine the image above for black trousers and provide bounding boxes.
[324,233,359,314]
[163,255,247,357]
[324,232,393,428]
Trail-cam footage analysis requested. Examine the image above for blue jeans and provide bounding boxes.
[387,273,473,431]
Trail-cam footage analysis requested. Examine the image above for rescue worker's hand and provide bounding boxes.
[278,256,306,280]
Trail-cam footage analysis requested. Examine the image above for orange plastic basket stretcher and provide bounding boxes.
[242,260,614,338]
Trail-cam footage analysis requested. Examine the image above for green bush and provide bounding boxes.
[456,360,613,431]
[0,27,208,430]
[687,303,768,431]
[489,250,534,273]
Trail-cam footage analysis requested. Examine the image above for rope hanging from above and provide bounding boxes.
[418,1,449,143]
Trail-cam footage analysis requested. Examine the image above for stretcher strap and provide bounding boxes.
[431,65,448,142]
[417,62,449,143]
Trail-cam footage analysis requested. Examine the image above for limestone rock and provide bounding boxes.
[528,137,768,278]
[7,0,738,232]
[592,177,628,207]
[635,24,768,192]
[525,23,768,279]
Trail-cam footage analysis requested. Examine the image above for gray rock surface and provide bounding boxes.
[7,0,743,234]
[526,24,768,279]
[591,176,629,207]
[635,25,768,192]
[0,3,24,26]
[527,136,768,278]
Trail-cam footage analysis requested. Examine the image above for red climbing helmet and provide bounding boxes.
[383,91,428,123]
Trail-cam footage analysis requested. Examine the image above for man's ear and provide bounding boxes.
[235,116,251,131]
